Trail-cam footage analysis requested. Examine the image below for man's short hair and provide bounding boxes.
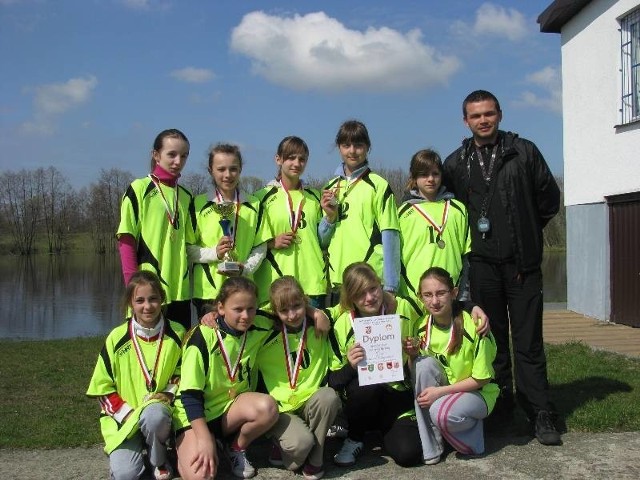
[462,90,501,117]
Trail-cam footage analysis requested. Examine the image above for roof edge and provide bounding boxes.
[538,0,593,33]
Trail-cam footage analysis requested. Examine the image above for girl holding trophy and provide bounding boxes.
[253,136,327,308]
[188,143,266,319]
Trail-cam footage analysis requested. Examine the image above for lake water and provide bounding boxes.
[0,251,567,340]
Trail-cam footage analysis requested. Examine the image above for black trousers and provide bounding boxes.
[469,260,552,417]
[343,379,422,466]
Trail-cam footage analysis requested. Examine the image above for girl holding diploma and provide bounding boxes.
[325,262,422,468]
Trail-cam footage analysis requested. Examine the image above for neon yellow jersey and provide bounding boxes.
[191,192,261,301]
[323,171,399,287]
[253,185,327,304]
[86,319,186,454]
[398,199,471,302]
[173,315,272,429]
[256,318,332,413]
[325,297,421,390]
[117,177,195,303]
[415,310,499,412]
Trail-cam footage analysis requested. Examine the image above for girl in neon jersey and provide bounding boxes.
[398,149,471,305]
[407,267,498,465]
[117,128,195,330]
[253,136,327,308]
[87,271,186,480]
[188,143,266,319]
[257,276,340,480]
[173,277,278,480]
[325,262,423,468]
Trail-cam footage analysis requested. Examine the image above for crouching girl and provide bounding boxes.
[87,271,186,480]
[408,267,498,464]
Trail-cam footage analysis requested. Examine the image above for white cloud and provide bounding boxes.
[230,11,460,93]
[513,66,562,114]
[455,3,529,42]
[21,75,98,135]
[170,67,215,83]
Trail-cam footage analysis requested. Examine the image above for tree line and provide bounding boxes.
[0,167,565,255]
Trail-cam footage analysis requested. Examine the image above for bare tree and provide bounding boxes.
[240,175,266,194]
[0,170,41,254]
[543,176,566,248]
[374,166,407,205]
[86,168,134,254]
[181,172,209,196]
[36,167,74,253]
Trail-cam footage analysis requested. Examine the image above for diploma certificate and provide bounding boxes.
[353,314,404,386]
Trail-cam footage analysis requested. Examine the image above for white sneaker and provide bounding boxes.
[333,438,364,466]
[326,424,349,438]
[225,446,256,478]
[423,455,441,465]
[153,463,174,480]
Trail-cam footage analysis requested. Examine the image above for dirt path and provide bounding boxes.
[2,432,640,480]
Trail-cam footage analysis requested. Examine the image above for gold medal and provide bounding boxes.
[293,234,302,244]
[437,239,445,249]
[289,393,298,406]
[228,387,237,399]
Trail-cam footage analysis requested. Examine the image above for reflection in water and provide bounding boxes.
[0,254,122,340]
[0,251,567,340]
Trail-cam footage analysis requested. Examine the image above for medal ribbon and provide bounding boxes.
[340,167,370,201]
[281,316,308,390]
[129,318,165,392]
[421,315,454,353]
[215,187,241,244]
[148,174,179,228]
[411,200,450,239]
[279,181,305,234]
[215,328,247,382]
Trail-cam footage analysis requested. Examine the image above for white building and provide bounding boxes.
[538,0,640,327]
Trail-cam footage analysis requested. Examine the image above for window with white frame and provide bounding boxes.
[620,8,640,124]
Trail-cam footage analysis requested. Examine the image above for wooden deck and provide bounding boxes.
[543,309,640,358]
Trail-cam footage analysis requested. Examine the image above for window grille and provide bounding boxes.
[620,8,640,124]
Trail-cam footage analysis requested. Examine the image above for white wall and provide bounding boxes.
[566,203,610,320]
[561,0,640,207]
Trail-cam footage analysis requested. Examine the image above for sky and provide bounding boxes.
[0,0,563,189]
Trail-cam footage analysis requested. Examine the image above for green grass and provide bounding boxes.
[0,338,637,449]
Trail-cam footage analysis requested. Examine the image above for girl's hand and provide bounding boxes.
[311,308,330,338]
[403,336,420,359]
[320,189,339,223]
[347,343,365,369]
[471,306,490,336]
[190,434,217,479]
[416,386,444,408]
[270,232,295,249]
[200,312,218,329]
[216,235,234,260]
[145,392,173,404]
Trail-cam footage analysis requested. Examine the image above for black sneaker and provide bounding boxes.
[534,410,562,446]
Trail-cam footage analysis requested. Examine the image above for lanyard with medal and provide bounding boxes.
[215,326,247,399]
[420,314,455,353]
[473,145,498,239]
[148,174,180,239]
[280,180,305,245]
[281,315,308,407]
[129,319,165,396]
[411,200,450,249]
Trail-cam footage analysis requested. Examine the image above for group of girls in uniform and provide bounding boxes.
[87,121,498,479]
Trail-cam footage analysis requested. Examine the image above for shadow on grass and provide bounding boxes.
[551,376,632,432]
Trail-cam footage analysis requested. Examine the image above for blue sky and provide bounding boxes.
[0,0,562,189]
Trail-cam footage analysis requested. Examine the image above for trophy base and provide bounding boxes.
[218,261,241,274]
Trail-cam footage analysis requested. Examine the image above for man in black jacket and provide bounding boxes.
[443,90,561,446]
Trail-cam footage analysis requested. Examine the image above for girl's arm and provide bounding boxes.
[241,242,267,275]
[416,376,490,409]
[117,234,138,285]
[381,229,401,293]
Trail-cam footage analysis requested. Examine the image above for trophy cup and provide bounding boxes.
[212,201,241,274]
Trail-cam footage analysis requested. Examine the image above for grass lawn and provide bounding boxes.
[0,338,637,449]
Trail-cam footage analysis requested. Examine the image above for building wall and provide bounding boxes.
[566,203,610,320]
[561,0,640,207]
